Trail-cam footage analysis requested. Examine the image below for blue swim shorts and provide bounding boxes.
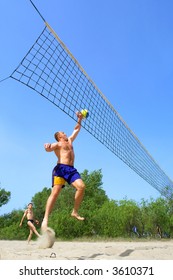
[52,163,81,187]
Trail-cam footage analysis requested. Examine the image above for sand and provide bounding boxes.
[0,239,173,260]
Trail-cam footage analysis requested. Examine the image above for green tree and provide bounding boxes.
[0,187,11,208]
[0,210,28,240]
[95,200,120,237]
[145,198,170,236]
[81,169,108,213]
[117,199,141,236]
[140,198,152,234]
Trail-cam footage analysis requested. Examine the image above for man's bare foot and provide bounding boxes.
[71,212,85,221]
[41,219,48,232]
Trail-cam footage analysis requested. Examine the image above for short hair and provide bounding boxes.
[54,132,60,141]
[28,202,33,206]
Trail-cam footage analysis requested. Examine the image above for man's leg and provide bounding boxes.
[27,229,33,243]
[41,185,62,231]
[71,179,85,221]
[27,222,41,241]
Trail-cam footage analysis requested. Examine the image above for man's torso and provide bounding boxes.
[54,139,75,166]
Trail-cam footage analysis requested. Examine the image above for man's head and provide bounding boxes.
[28,202,33,208]
[54,131,68,142]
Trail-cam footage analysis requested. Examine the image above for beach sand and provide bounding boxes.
[0,239,173,260]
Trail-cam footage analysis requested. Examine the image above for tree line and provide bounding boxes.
[0,169,173,240]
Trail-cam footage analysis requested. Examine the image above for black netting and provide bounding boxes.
[11,26,173,198]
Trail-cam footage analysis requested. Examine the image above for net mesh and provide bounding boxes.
[10,25,173,198]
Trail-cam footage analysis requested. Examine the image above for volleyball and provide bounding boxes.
[81,109,89,118]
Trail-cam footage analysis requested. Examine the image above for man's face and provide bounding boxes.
[59,132,68,141]
[28,203,33,209]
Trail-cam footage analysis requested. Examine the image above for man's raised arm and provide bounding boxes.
[69,112,83,142]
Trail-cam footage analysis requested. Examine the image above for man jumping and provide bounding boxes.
[41,111,86,231]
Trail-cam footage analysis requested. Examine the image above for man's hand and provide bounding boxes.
[76,111,83,120]
[44,143,51,150]
[35,220,39,225]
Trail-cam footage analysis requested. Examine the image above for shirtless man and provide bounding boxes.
[19,202,41,243]
[41,111,86,231]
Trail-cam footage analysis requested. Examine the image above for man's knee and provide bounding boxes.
[76,181,86,191]
[81,182,86,190]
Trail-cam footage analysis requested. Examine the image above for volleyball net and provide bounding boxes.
[10,1,173,198]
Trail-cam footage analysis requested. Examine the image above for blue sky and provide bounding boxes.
[1,0,173,215]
